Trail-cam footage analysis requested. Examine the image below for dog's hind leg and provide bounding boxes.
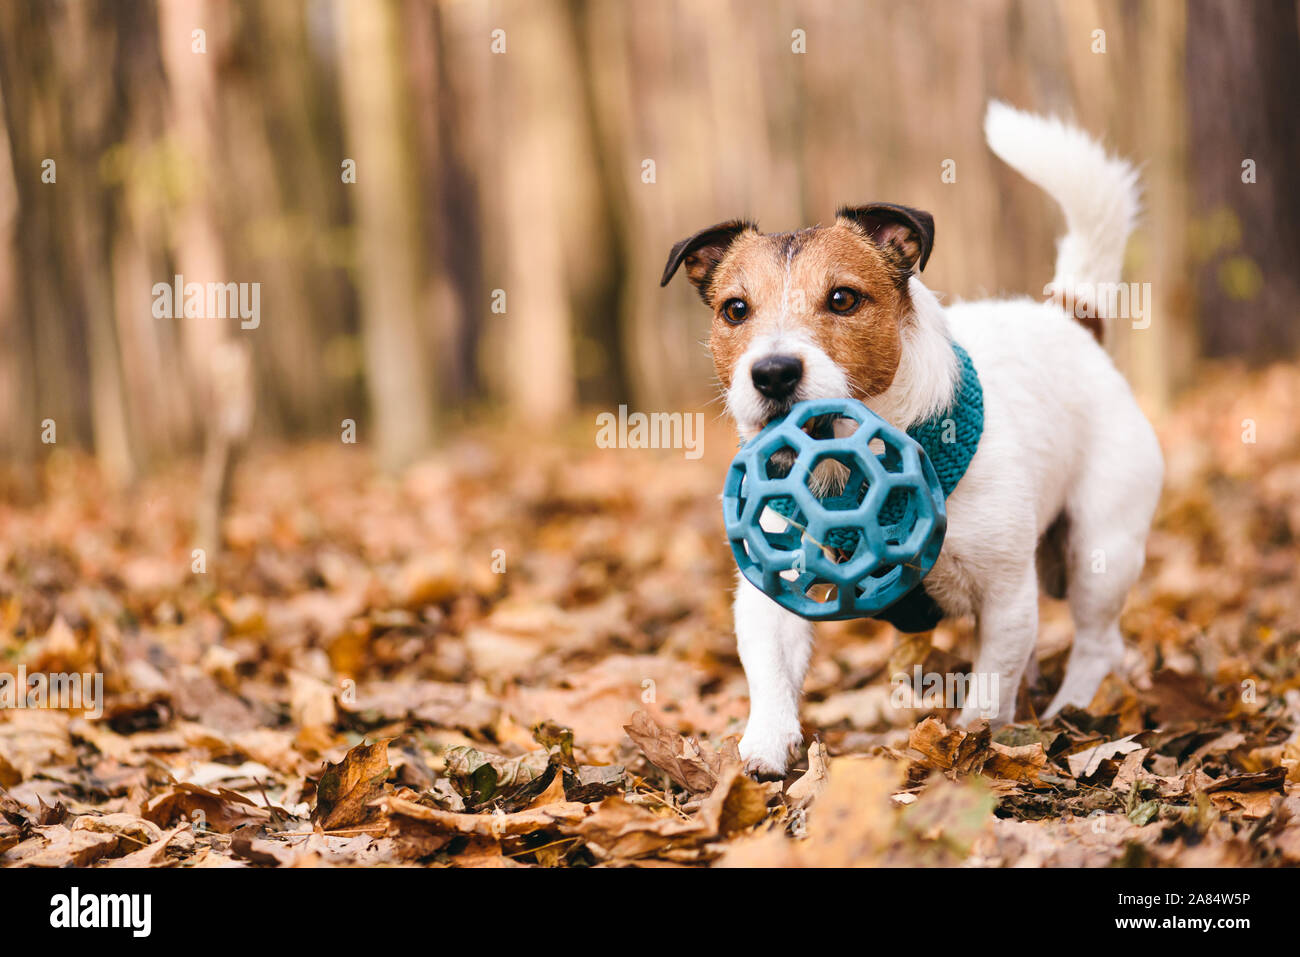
[1025,511,1071,690]
[1042,562,1128,719]
[1042,503,1152,720]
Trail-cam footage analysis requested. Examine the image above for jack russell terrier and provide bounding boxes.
[661,102,1164,778]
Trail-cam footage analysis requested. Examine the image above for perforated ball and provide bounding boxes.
[722,397,947,621]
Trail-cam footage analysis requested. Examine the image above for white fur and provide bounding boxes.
[734,102,1164,777]
[984,100,1141,319]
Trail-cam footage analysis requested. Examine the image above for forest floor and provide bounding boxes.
[2,361,1300,868]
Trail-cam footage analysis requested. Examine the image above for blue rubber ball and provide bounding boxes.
[722,397,947,621]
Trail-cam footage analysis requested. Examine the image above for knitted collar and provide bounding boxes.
[903,341,984,499]
[869,341,982,633]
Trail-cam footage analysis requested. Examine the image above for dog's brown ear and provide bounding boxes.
[660,219,755,303]
[836,203,935,273]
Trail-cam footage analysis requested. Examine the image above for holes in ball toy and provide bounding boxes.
[804,451,869,509]
[803,581,838,604]
[797,413,851,442]
[759,500,795,533]
[821,526,863,561]
[794,404,868,435]
[754,492,806,553]
[762,442,799,480]
[878,484,917,544]
[875,434,906,473]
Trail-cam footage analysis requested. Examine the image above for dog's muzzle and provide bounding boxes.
[750,354,804,402]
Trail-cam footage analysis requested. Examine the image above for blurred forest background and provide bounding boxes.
[0,0,1297,485]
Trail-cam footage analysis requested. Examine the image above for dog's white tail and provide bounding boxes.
[984,101,1139,329]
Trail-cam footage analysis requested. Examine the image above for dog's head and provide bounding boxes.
[661,204,933,437]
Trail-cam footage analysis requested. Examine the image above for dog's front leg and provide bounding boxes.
[734,574,812,778]
[958,563,1038,727]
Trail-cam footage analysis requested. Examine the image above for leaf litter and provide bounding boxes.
[1,362,1299,866]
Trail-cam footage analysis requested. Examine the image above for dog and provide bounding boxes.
[660,102,1164,778]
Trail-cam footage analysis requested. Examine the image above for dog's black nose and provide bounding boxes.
[751,355,803,400]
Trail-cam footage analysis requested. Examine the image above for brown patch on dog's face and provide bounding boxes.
[704,222,914,398]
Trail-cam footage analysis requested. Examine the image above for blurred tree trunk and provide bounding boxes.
[405,1,484,408]
[233,2,349,438]
[0,5,74,461]
[1186,0,1300,359]
[483,0,590,426]
[1130,0,1194,411]
[0,80,26,468]
[108,10,198,466]
[564,0,632,407]
[336,0,436,468]
[497,0,578,426]
[0,80,33,483]
[1053,0,1197,414]
[57,3,137,487]
[0,3,139,482]
[158,0,232,426]
[158,0,252,552]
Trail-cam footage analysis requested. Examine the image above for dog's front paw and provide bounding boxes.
[953,673,1013,729]
[738,726,803,780]
[956,700,1010,729]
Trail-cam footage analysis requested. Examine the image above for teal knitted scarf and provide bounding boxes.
[908,341,984,499]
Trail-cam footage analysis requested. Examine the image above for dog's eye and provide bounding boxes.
[827,288,862,315]
[722,298,749,325]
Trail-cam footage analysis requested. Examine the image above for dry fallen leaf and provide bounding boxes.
[0,753,20,788]
[382,794,591,860]
[696,762,770,836]
[312,738,392,830]
[7,825,120,868]
[785,740,830,810]
[623,710,734,793]
[1066,734,1144,779]
[720,757,905,867]
[143,783,276,834]
[908,717,992,776]
[105,824,194,868]
[1207,790,1278,819]
[524,768,568,810]
[984,741,1048,785]
[562,796,707,862]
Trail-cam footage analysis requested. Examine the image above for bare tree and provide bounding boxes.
[336,0,436,468]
